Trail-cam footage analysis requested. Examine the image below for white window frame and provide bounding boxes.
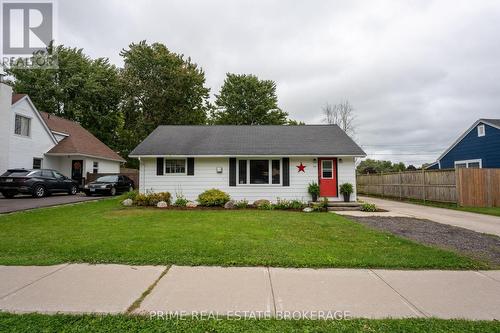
[236,158,282,186]
[454,159,482,169]
[164,158,187,175]
[477,124,485,137]
[14,114,31,137]
[32,158,43,169]
[321,159,334,179]
[93,161,99,174]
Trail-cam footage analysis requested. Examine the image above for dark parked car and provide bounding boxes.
[0,169,79,198]
[84,175,134,196]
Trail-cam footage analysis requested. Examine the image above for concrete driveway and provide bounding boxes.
[359,196,500,237]
[0,193,105,214]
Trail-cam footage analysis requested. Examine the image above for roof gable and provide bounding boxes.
[11,95,58,145]
[11,94,27,105]
[130,125,366,157]
[437,119,500,161]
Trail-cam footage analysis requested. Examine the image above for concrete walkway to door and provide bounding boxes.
[357,196,500,237]
[0,264,500,320]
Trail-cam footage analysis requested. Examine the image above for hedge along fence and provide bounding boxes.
[357,168,500,207]
[357,169,457,203]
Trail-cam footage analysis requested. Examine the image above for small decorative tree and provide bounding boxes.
[339,183,353,202]
[308,182,320,202]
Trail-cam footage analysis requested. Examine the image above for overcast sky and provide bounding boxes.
[56,0,500,165]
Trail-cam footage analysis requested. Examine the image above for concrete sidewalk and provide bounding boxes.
[357,196,500,237]
[1,264,500,320]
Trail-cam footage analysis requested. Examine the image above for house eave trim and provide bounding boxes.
[45,152,126,163]
[129,154,366,158]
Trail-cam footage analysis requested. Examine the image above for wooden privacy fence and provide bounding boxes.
[357,168,500,207]
[86,168,139,189]
[456,168,500,207]
[357,169,457,203]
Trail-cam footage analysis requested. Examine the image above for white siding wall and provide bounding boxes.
[55,155,121,178]
[0,84,12,174]
[140,156,357,202]
[8,100,56,171]
[84,158,121,174]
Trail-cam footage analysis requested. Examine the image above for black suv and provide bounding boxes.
[0,169,79,198]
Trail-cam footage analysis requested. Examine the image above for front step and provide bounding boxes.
[327,202,361,208]
[328,206,361,211]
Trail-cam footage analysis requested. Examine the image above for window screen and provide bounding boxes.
[165,159,186,174]
[15,115,30,136]
[33,158,42,169]
[322,160,333,178]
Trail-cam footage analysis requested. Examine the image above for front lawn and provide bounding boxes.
[0,199,488,269]
[1,313,499,333]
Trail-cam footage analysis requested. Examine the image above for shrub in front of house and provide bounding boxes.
[174,196,189,207]
[123,190,138,201]
[147,192,172,206]
[310,198,329,212]
[134,192,171,206]
[257,202,274,210]
[253,199,271,208]
[197,189,231,207]
[234,200,249,209]
[361,203,377,212]
[273,199,306,210]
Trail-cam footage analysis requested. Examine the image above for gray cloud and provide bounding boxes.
[56,0,500,165]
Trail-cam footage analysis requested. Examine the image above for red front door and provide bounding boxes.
[318,158,338,197]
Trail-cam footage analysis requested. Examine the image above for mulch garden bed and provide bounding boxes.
[348,216,500,267]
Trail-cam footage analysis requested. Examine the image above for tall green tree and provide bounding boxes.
[211,73,289,125]
[8,45,123,149]
[118,41,210,163]
[357,159,407,174]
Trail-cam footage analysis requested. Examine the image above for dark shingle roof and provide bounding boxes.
[481,119,500,127]
[130,125,366,156]
[40,112,126,162]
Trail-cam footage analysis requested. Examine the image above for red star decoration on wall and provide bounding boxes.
[296,162,306,172]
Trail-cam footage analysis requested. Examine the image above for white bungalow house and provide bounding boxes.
[0,82,125,185]
[129,125,366,202]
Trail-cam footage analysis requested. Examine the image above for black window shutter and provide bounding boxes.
[187,158,194,176]
[282,158,290,186]
[156,157,164,176]
[229,158,236,186]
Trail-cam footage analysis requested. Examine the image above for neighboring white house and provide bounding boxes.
[0,82,125,185]
[130,125,366,202]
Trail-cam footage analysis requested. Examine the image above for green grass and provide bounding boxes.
[0,199,488,269]
[0,313,499,333]
[407,199,500,217]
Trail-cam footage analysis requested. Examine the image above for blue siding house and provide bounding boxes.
[426,119,500,169]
